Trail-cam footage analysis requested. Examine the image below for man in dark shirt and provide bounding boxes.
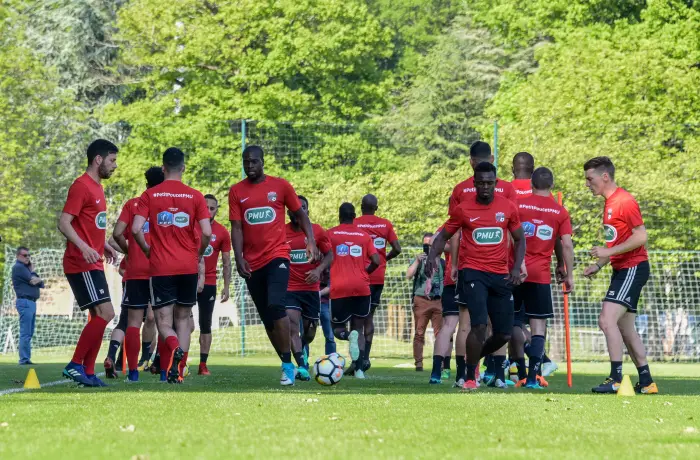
[11,247,44,365]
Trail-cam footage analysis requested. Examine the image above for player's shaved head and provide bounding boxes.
[512,151,535,179]
[532,167,554,190]
[361,194,378,215]
[243,145,265,181]
[339,202,356,224]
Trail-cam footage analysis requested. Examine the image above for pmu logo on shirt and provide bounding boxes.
[95,212,107,230]
[604,224,617,243]
[373,237,386,249]
[157,211,174,227]
[290,249,308,264]
[336,244,350,257]
[350,245,362,257]
[536,225,553,241]
[472,227,503,245]
[173,212,190,228]
[204,245,214,257]
[522,221,536,237]
[245,206,276,225]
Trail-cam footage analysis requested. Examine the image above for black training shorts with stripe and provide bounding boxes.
[603,261,650,313]
[66,270,111,310]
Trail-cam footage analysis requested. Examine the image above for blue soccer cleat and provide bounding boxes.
[525,381,545,390]
[126,369,139,383]
[160,370,167,382]
[348,330,360,362]
[429,377,442,384]
[63,362,93,387]
[281,362,296,386]
[296,367,311,381]
[86,374,107,387]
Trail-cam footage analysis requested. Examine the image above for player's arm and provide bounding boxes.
[507,226,526,286]
[57,212,101,264]
[230,220,251,278]
[112,221,129,254]
[131,215,150,258]
[291,208,320,262]
[554,237,566,282]
[305,250,333,285]
[221,251,232,302]
[197,256,205,294]
[426,226,456,277]
[449,231,460,281]
[386,224,401,262]
[560,234,575,293]
[366,253,380,274]
[197,218,212,258]
[592,225,647,258]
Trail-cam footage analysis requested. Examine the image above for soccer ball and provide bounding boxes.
[328,352,346,369]
[313,354,344,386]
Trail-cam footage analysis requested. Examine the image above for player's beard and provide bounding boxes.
[98,163,113,179]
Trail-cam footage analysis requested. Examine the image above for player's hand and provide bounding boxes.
[506,267,522,286]
[197,278,205,294]
[451,266,458,283]
[236,259,252,279]
[104,244,118,264]
[305,268,322,285]
[81,246,101,264]
[590,246,611,259]
[306,241,321,263]
[520,262,528,282]
[221,286,230,302]
[583,264,600,278]
[563,274,574,294]
[423,256,435,278]
[555,263,567,284]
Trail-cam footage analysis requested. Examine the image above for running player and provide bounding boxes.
[132,147,211,384]
[196,194,232,376]
[59,139,119,387]
[354,194,401,373]
[285,195,333,380]
[106,166,164,381]
[327,203,380,379]
[512,167,574,389]
[229,145,320,386]
[429,161,526,391]
[583,157,657,394]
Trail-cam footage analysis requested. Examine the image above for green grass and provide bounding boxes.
[1,355,700,459]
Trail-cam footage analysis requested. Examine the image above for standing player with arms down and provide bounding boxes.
[196,194,232,376]
[59,139,119,387]
[354,194,401,373]
[512,167,574,389]
[229,145,320,386]
[327,203,380,379]
[285,195,333,380]
[583,157,657,394]
[428,162,526,391]
[132,148,211,384]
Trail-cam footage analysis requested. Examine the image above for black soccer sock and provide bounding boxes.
[107,340,120,362]
[610,361,623,383]
[443,355,451,370]
[637,364,653,386]
[527,335,545,383]
[293,352,304,367]
[200,353,209,364]
[466,364,477,381]
[140,341,151,360]
[524,342,532,357]
[517,357,527,381]
[431,355,443,379]
[493,355,506,382]
[456,356,466,382]
[542,352,552,364]
[485,355,495,375]
[365,341,372,361]
[281,352,292,364]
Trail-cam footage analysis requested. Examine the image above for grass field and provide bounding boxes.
[2,355,700,459]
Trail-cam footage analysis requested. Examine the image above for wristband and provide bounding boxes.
[595,262,603,271]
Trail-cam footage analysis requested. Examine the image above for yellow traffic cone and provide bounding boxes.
[617,374,635,397]
[23,368,41,390]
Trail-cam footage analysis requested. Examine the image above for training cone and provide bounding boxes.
[23,368,41,389]
[617,375,635,397]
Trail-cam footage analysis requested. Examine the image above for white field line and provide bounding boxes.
[0,372,106,396]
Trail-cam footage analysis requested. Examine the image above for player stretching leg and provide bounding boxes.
[60,140,119,387]
[229,145,320,386]
[583,157,657,394]
[196,194,232,376]
[132,148,211,384]
[328,203,380,379]
[429,162,525,391]
[285,196,333,380]
[354,194,401,374]
[511,167,574,389]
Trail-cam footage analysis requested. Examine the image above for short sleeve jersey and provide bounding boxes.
[449,176,516,214]
[201,220,232,285]
[228,176,302,272]
[517,195,573,284]
[437,225,456,287]
[135,180,209,276]
[327,224,378,299]
[444,195,521,275]
[604,188,648,270]
[62,173,107,274]
[511,179,533,200]
[117,197,151,280]
[354,215,399,285]
[286,223,333,292]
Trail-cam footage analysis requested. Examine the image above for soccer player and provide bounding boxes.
[229,145,320,386]
[327,203,380,379]
[285,195,333,380]
[132,147,211,384]
[59,139,119,387]
[512,167,574,389]
[583,157,657,394]
[354,194,401,372]
[428,162,526,391]
[106,166,165,381]
[196,194,232,376]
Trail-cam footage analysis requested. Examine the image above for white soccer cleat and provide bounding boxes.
[280,371,294,386]
[355,369,365,379]
[493,379,508,389]
[542,361,559,377]
[453,378,465,388]
[348,330,360,362]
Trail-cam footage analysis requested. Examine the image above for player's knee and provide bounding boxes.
[598,315,616,333]
[268,304,286,322]
[496,332,512,344]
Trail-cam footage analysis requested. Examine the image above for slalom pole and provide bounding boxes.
[558,191,573,387]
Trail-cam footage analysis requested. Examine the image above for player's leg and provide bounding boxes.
[462,271,490,390]
[320,300,336,354]
[286,308,306,374]
[150,275,183,383]
[363,284,383,371]
[138,305,156,370]
[350,314,367,379]
[412,296,431,372]
[171,274,199,380]
[481,275,514,388]
[430,314,458,383]
[299,292,320,374]
[124,308,143,381]
[592,301,627,393]
[526,318,547,388]
[520,283,553,389]
[105,308,126,379]
[510,285,527,386]
[197,285,216,375]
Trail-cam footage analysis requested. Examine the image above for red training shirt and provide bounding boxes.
[437,225,456,287]
[517,195,572,284]
[444,195,521,275]
[228,176,302,272]
[449,176,516,214]
[327,224,377,299]
[201,220,232,285]
[117,197,151,280]
[286,223,332,292]
[62,173,107,274]
[511,178,533,200]
[135,180,209,276]
[603,188,648,270]
[354,215,398,285]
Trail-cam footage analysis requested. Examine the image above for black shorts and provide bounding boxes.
[197,284,217,333]
[604,261,650,313]
[66,270,111,310]
[458,268,514,335]
[442,284,458,317]
[369,284,384,312]
[513,282,553,323]
[122,279,151,309]
[245,258,290,327]
[149,274,198,309]
[286,290,321,320]
[330,295,371,324]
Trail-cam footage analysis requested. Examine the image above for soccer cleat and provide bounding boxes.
[525,382,545,390]
[429,376,442,384]
[198,363,211,376]
[542,361,559,377]
[167,347,184,384]
[634,382,659,394]
[281,363,296,386]
[482,373,496,386]
[441,369,451,380]
[362,359,372,372]
[505,379,516,387]
[492,379,508,389]
[536,375,549,387]
[103,357,117,379]
[63,362,93,387]
[462,379,478,391]
[592,377,620,394]
[355,369,366,379]
[126,370,139,383]
[515,378,527,388]
[348,330,360,362]
[453,378,465,388]
[86,374,107,387]
[159,370,167,382]
[296,367,311,381]
[137,358,150,372]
